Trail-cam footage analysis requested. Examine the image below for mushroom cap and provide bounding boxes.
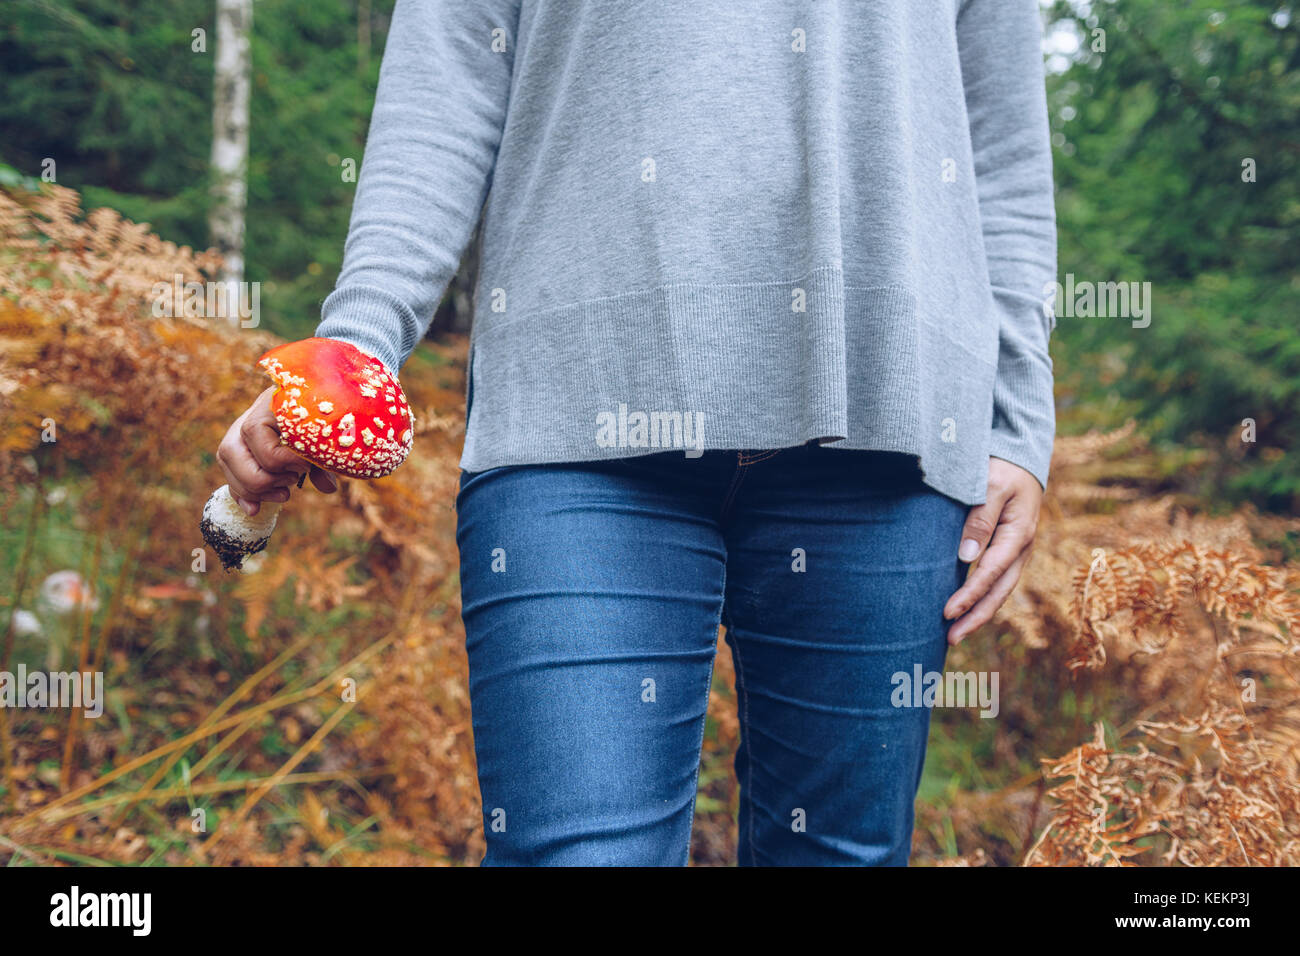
[257,338,415,479]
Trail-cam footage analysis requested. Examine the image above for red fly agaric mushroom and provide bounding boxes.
[200,338,415,571]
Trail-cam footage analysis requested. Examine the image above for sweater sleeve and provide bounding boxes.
[315,0,520,376]
[956,0,1058,491]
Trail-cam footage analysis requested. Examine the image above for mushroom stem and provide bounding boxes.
[200,484,283,572]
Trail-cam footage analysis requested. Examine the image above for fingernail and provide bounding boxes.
[238,498,256,516]
[959,538,980,562]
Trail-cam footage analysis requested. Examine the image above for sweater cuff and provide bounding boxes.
[988,352,1055,492]
[316,284,420,377]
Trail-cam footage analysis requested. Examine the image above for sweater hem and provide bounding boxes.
[459,265,1001,506]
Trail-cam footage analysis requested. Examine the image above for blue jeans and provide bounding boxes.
[455,442,968,865]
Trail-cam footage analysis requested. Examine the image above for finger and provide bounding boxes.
[947,551,1030,645]
[241,412,311,477]
[231,478,291,513]
[308,466,338,493]
[219,433,297,503]
[223,478,266,517]
[219,475,259,516]
[944,515,1032,621]
[216,442,258,512]
[233,488,287,517]
[956,495,1004,566]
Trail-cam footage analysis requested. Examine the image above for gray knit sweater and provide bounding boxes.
[316,0,1057,506]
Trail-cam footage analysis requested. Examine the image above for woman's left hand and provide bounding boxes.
[943,457,1043,645]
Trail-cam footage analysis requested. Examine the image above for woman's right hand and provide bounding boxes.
[216,386,338,516]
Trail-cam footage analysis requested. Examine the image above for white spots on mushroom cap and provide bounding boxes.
[257,342,416,479]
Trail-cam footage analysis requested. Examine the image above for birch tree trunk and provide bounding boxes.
[209,0,252,295]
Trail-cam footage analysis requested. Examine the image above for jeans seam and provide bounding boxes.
[683,564,726,866]
[738,448,783,465]
[727,614,757,865]
[719,456,748,520]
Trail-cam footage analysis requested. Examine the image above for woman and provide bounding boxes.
[217,0,1056,866]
